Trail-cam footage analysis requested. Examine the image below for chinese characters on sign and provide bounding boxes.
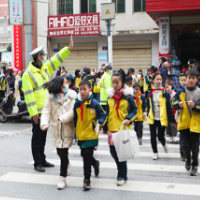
[48,13,100,38]
[159,17,169,57]
[14,25,22,71]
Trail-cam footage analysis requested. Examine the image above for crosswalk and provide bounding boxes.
[1,122,200,199]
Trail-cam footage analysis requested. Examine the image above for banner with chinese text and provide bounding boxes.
[14,25,22,71]
[159,17,170,58]
[48,13,100,38]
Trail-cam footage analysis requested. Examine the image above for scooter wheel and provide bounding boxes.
[0,113,8,123]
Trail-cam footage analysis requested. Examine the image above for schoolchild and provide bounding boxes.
[144,68,152,98]
[147,73,175,160]
[74,69,82,89]
[74,79,107,190]
[66,74,79,93]
[81,66,87,79]
[104,69,137,186]
[85,68,94,88]
[133,83,146,145]
[40,76,77,190]
[137,69,144,93]
[172,69,200,176]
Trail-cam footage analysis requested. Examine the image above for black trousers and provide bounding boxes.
[134,121,143,139]
[81,147,97,180]
[57,148,69,177]
[180,129,199,167]
[31,118,47,166]
[150,120,166,153]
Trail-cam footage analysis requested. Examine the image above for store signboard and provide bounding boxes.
[159,17,170,57]
[98,53,108,61]
[48,13,100,38]
[9,0,23,25]
[13,25,22,71]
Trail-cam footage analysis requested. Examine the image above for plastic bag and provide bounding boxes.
[112,125,140,162]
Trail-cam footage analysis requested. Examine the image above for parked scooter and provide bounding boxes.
[0,89,29,123]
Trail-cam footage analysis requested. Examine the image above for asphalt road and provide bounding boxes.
[0,120,200,200]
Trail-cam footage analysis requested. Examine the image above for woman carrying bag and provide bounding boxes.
[104,69,137,186]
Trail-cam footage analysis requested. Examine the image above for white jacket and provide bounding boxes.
[40,90,77,148]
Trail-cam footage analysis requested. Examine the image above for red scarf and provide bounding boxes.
[113,93,123,120]
[78,75,81,78]
[147,88,165,99]
[133,92,142,105]
[71,85,75,90]
[80,103,84,122]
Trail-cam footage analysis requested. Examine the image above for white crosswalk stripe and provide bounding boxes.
[1,122,198,198]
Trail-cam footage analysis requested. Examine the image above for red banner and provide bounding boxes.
[13,25,22,71]
[47,13,100,38]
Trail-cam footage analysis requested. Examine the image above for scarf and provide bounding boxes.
[113,88,124,120]
[133,92,142,105]
[71,85,76,90]
[147,88,165,99]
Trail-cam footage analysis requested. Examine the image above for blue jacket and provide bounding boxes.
[66,74,79,93]
[160,66,167,85]
[81,72,87,79]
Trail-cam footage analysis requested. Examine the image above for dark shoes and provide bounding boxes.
[185,162,191,171]
[94,160,100,177]
[83,179,91,191]
[42,162,55,168]
[34,164,45,172]
[139,139,142,145]
[190,166,198,176]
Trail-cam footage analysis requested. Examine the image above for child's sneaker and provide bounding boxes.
[117,178,125,186]
[190,166,198,176]
[83,179,91,191]
[57,176,66,190]
[185,162,191,171]
[168,137,173,143]
[152,153,158,160]
[94,159,100,177]
[163,145,168,153]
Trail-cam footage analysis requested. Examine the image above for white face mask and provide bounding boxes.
[63,84,69,93]
[109,70,113,75]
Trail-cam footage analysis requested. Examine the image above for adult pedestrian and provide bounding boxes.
[56,67,61,76]
[7,70,15,93]
[22,36,73,172]
[60,67,67,77]
[99,63,112,111]
[160,61,170,86]
[0,69,8,103]
[14,70,22,100]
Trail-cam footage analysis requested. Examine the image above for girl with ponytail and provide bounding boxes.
[103,68,137,186]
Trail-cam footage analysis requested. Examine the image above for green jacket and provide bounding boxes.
[100,72,112,105]
[22,47,70,117]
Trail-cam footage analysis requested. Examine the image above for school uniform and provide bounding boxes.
[133,93,146,140]
[105,85,137,181]
[74,75,81,89]
[85,75,94,88]
[74,93,107,181]
[172,86,200,167]
[147,88,175,153]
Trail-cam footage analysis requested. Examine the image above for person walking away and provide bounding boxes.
[172,69,200,176]
[7,70,15,93]
[74,69,81,89]
[147,73,175,160]
[40,76,77,190]
[165,82,178,143]
[159,57,167,72]
[137,69,144,93]
[0,69,8,103]
[99,63,112,111]
[60,67,67,77]
[133,83,146,145]
[18,71,24,101]
[85,68,94,88]
[144,68,152,98]
[22,36,73,172]
[104,69,137,186]
[74,79,107,191]
[66,74,78,93]
[160,62,170,86]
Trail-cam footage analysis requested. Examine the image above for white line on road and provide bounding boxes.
[29,159,186,173]
[0,172,199,196]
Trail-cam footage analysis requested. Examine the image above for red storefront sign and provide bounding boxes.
[13,25,22,71]
[48,13,100,38]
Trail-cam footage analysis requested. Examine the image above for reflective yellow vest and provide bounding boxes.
[22,47,70,117]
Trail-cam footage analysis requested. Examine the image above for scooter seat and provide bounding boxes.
[17,101,26,108]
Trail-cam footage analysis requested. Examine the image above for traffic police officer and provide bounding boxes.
[22,36,73,172]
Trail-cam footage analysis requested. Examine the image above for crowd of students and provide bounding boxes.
[38,62,200,191]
